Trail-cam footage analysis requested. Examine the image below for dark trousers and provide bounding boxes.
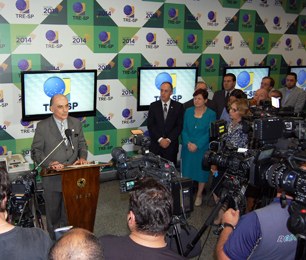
[43,189,67,240]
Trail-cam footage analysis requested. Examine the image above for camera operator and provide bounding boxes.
[0,168,53,259]
[99,178,185,259]
[215,190,297,260]
[249,88,269,107]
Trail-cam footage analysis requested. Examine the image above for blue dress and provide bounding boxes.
[181,107,216,182]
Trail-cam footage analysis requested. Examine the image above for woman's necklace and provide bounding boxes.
[194,106,206,118]
[194,107,206,128]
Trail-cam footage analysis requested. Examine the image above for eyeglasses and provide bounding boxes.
[230,107,238,112]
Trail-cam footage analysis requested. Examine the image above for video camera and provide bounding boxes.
[7,170,41,227]
[111,130,194,217]
[203,114,306,237]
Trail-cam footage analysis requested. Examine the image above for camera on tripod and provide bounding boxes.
[10,172,35,197]
[111,130,194,217]
[7,170,44,228]
[204,114,306,237]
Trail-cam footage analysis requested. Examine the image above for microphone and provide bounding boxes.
[32,138,67,171]
[65,129,75,151]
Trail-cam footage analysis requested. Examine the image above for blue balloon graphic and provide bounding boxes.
[99,135,109,145]
[155,72,172,90]
[44,77,66,98]
[237,71,250,88]
[297,70,306,86]
[122,109,131,118]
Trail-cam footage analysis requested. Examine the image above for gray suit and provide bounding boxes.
[32,116,87,239]
[279,86,306,113]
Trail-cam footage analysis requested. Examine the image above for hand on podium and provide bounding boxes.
[49,161,65,170]
[73,158,89,165]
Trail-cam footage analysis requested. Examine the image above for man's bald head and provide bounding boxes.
[195,82,208,91]
[49,228,103,260]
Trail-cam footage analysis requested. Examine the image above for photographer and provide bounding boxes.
[99,178,185,259]
[216,191,297,260]
[0,168,52,259]
[249,88,269,107]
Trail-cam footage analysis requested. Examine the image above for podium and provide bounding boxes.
[41,164,105,232]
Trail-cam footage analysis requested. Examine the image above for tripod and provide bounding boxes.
[8,170,44,229]
[166,215,202,258]
[183,182,247,257]
[11,138,69,228]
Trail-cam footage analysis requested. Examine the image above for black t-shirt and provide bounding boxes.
[100,235,186,260]
[0,226,53,260]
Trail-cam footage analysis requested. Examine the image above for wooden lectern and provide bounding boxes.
[41,164,104,232]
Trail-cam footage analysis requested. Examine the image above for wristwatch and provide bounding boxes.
[220,222,236,230]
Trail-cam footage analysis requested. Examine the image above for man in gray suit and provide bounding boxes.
[32,94,88,239]
[279,72,305,113]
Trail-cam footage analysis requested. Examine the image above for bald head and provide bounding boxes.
[49,228,103,260]
[254,88,269,105]
[50,94,69,121]
[195,82,207,91]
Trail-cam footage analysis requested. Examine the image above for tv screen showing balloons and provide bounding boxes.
[137,67,198,111]
[21,70,97,121]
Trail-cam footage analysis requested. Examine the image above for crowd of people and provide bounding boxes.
[145,71,303,259]
[0,71,304,259]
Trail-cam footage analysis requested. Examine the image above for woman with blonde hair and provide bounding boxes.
[210,98,250,221]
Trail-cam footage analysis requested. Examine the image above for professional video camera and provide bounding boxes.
[111,130,194,217]
[7,170,44,228]
[246,99,306,147]
[203,115,306,238]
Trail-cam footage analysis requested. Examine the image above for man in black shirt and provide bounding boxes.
[100,178,185,259]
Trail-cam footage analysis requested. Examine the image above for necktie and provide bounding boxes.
[163,103,168,120]
[225,91,230,105]
[61,122,68,145]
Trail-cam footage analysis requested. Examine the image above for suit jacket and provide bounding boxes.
[147,99,184,163]
[31,116,88,191]
[279,86,306,113]
[211,90,227,119]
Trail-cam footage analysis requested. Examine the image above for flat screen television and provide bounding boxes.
[137,67,198,111]
[21,70,97,121]
[288,66,306,89]
[224,66,270,98]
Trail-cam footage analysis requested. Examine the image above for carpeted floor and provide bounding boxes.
[94,179,219,260]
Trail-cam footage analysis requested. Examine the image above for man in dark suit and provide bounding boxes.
[184,81,213,110]
[147,82,184,165]
[211,73,236,119]
[31,94,88,239]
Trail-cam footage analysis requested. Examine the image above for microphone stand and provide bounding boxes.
[33,138,67,172]
[29,138,66,229]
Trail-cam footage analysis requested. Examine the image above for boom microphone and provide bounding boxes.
[65,129,74,152]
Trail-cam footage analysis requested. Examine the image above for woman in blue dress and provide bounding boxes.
[181,89,216,206]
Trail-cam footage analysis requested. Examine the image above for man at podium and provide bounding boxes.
[32,94,88,239]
